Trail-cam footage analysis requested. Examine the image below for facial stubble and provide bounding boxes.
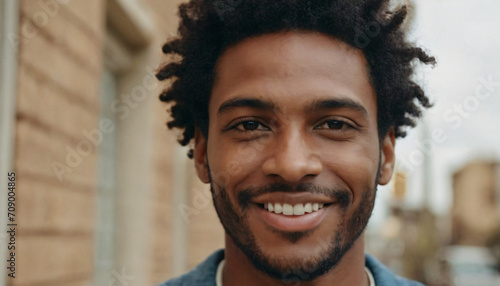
[206,161,380,282]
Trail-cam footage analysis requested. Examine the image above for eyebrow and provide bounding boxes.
[217,96,368,119]
[304,98,368,119]
[217,97,276,117]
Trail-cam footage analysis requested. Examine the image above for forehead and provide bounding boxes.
[210,31,376,116]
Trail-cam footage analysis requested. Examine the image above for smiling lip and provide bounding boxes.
[253,204,330,232]
[250,192,336,232]
[251,192,337,206]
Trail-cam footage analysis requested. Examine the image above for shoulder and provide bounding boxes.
[157,249,225,286]
[365,254,426,286]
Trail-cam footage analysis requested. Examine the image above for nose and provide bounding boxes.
[262,129,323,183]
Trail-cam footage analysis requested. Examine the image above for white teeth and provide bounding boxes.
[304,203,312,213]
[312,203,319,211]
[274,203,282,214]
[293,204,305,215]
[264,202,326,215]
[283,203,293,215]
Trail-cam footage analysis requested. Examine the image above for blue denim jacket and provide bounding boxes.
[158,249,425,286]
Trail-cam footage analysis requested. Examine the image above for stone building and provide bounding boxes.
[0,0,223,285]
[451,161,500,246]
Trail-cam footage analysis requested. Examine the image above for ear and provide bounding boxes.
[194,128,210,184]
[378,128,396,185]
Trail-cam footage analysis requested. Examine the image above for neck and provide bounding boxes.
[222,233,369,286]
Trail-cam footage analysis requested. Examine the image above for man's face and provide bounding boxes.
[194,31,395,281]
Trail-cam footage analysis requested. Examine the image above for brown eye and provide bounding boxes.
[227,118,269,133]
[241,121,260,130]
[314,119,357,139]
[326,120,344,130]
[315,119,354,132]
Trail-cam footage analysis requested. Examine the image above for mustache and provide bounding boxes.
[237,182,351,209]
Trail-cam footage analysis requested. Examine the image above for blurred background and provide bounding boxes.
[0,0,499,285]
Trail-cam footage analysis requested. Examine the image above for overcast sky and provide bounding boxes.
[370,0,500,227]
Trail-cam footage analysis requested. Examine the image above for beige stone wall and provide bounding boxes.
[452,161,499,245]
[12,0,225,285]
[14,0,105,284]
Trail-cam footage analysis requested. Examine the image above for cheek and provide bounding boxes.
[320,142,379,196]
[207,138,266,192]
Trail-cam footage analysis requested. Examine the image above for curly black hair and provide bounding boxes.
[157,0,435,158]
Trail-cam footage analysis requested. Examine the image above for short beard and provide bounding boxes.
[208,164,380,282]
